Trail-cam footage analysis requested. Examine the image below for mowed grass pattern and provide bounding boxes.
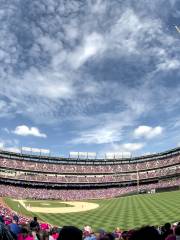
[4,190,180,231]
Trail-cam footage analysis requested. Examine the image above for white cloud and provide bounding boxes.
[0,100,14,118]
[70,109,136,145]
[14,68,75,101]
[0,1,179,127]
[4,147,21,153]
[121,143,144,151]
[0,100,6,110]
[71,126,122,144]
[0,138,20,152]
[157,59,180,71]
[134,125,163,139]
[69,32,105,69]
[107,142,144,153]
[13,125,47,138]
[0,141,5,149]
[108,9,164,56]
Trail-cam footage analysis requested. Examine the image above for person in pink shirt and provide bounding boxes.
[18,228,34,240]
[24,234,34,240]
[4,217,12,225]
[166,225,180,240]
[49,228,59,240]
[40,223,49,231]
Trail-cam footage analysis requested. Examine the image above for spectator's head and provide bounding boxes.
[21,228,28,238]
[84,226,92,234]
[13,215,19,223]
[121,231,128,240]
[34,217,38,222]
[115,227,121,233]
[99,233,115,240]
[97,228,106,238]
[58,226,82,240]
[129,226,161,240]
[164,223,171,230]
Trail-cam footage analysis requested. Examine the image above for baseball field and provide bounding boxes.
[4,190,180,231]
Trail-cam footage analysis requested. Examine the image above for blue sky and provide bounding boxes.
[0,0,180,158]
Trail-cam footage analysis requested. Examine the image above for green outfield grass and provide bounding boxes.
[4,190,180,231]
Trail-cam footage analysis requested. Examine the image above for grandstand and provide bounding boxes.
[0,147,180,200]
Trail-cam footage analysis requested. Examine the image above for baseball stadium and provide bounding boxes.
[1,0,180,239]
[0,147,180,233]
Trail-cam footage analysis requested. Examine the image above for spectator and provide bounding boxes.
[99,233,115,240]
[0,216,4,224]
[162,223,173,240]
[129,226,161,240]
[121,231,128,240]
[83,230,96,240]
[57,226,82,240]
[9,216,21,240]
[166,225,180,240]
[30,217,40,231]
[0,222,14,240]
[113,227,121,238]
[18,228,34,240]
[49,228,59,240]
[97,229,106,239]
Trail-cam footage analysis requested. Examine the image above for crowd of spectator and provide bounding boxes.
[0,152,179,189]
[0,178,180,200]
[0,203,30,225]
[0,155,179,174]
[0,165,180,184]
[0,200,180,240]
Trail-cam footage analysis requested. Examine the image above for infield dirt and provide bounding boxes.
[17,200,99,213]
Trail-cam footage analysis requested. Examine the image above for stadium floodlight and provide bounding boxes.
[69,152,96,159]
[105,152,131,159]
[22,146,50,155]
[114,152,123,159]
[87,152,97,159]
[78,152,88,158]
[122,152,132,158]
[69,152,79,158]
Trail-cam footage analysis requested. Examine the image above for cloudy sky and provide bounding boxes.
[0,0,180,157]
